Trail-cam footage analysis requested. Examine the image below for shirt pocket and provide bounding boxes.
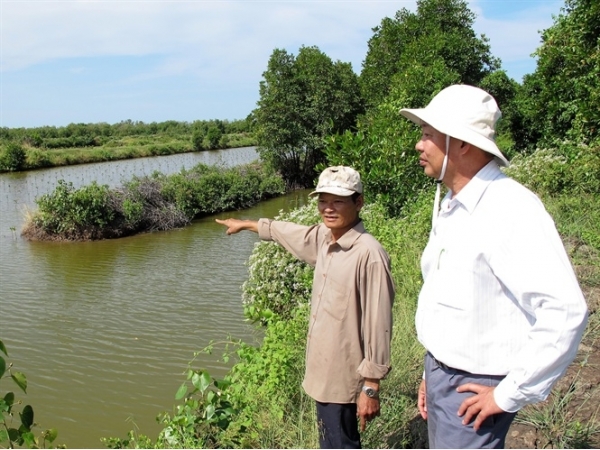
[430,247,485,312]
[321,276,351,321]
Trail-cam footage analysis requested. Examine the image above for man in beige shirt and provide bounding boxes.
[216,166,395,449]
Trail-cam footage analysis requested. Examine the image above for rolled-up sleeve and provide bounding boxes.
[357,257,395,380]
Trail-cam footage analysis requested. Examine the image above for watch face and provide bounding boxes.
[364,387,376,397]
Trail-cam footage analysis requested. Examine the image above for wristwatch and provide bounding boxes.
[362,385,379,399]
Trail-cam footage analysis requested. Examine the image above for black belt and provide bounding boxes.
[429,353,456,372]
[428,353,504,377]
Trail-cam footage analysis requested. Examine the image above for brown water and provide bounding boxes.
[0,148,310,448]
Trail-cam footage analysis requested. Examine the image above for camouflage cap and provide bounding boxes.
[310,166,363,196]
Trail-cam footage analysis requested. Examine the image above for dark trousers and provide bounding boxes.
[316,401,361,449]
[424,352,517,448]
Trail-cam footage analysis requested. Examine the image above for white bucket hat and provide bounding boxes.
[400,84,508,166]
[400,85,508,228]
[310,166,363,196]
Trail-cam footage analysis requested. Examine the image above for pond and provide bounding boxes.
[0,148,310,448]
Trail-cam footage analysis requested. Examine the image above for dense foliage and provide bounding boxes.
[22,163,285,241]
[0,143,26,172]
[323,0,506,217]
[360,0,499,109]
[517,0,600,150]
[254,46,364,189]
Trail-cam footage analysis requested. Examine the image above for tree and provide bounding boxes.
[326,0,502,217]
[519,0,600,150]
[360,0,499,109]
[205,126,222,150]
[254,46,364,188]
[478,70,520,156]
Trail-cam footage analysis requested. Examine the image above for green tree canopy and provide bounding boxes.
[254,46,364,188]
[360,0,499,109]
[326,0,503,217]
[518,0,600,150]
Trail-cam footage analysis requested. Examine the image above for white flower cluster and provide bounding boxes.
[242,200,320,321]
[503,148,567,193]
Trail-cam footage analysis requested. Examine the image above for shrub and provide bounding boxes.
[191,129,205,151]
[205,126,222,150]
[27,180,114,240]
[23,163,285,241]
[242,200,319,323]
[504,142,600,196]
[0,143,26,171]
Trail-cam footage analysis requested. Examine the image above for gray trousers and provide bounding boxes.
[424,352,517,449]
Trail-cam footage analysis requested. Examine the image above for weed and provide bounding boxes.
[515,375,600,449]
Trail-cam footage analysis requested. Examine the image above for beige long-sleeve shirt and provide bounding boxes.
[257,218,395,404]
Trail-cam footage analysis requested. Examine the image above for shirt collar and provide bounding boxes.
[326,220,365,250]
[448,160,504,215]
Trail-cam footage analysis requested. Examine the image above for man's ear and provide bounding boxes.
[356,194,365,211]
[459,141,472,156]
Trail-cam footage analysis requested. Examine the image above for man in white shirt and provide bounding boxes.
[399,84,588,448]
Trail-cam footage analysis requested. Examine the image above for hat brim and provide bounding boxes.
[309,187,358,197]
[400,108,509,167]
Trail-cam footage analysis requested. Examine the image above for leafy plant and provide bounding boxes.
[0,339,60,449]
[191,129,205,151]
[158,369,234,448]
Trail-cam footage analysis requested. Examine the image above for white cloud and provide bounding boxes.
[1,1,406,74]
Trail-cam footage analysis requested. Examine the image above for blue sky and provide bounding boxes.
[1,0,564,128]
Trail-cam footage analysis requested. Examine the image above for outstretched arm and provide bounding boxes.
[215,218,259,235]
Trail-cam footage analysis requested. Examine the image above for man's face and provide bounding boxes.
[317,193,363,236]
[415,123,447,179]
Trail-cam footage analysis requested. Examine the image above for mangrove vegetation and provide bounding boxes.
[0,118,256,172]
[21,163,285,241]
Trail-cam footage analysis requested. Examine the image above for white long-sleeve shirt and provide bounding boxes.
[416,161,588,412]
